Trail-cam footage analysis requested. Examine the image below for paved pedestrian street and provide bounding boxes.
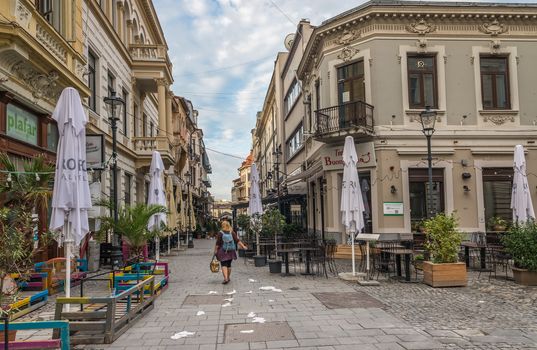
[81,239,537,350]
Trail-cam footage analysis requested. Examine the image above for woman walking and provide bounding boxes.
[214,221,247,284]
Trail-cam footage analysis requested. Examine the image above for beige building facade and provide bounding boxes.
[293,1,537,242]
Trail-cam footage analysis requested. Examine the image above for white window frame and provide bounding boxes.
[328,48,372,107]
[472,45,519,127]
[400,45,447,120]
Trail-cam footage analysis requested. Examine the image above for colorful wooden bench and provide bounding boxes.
[114,261,169,295]
[8,272,50,320]
[7,289,49,320]
[0,320,69,349]
[34,258,88,295]
[54,277,156,344]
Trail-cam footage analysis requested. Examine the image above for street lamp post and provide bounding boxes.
[419,106,437,219]
[103,91,125,253]
[272,149,282,213]
[185,171,193,248]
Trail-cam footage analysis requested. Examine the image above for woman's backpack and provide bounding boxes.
[221,231,236,252]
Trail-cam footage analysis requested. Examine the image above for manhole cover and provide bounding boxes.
[224,322,295,343]
[182,295,227,305]
[312,292,384,309]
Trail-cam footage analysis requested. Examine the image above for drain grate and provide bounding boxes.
[224,322,295,343]
[312,292,385,309]
[182,295,228,305]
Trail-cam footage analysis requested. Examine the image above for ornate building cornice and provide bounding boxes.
[298,6,537,78]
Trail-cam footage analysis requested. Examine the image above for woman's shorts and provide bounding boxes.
[220,260,232,268]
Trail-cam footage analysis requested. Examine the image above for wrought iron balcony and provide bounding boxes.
[315,100,374,142]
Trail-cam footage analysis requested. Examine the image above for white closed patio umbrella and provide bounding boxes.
[148,151,167,260]
[511,145,535,223]
[49,87,92,306]
[248,163,263,256]
[340,136,365,277]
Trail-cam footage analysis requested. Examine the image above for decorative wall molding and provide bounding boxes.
[10,61,60,101]
[36,23,67,63]
[337,46,359,62]
[336,29,360,45]
[482,114,515,125]
[406,19,436,35]
[15,0,32,29]
[479,19,508,36]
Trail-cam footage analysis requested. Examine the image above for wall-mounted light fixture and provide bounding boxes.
[390,185,397,194]
[463,185,470,193]
[462,172,472,179]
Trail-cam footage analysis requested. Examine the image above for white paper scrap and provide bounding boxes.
[259,286,275,291]
[196,311,205,316]
[240,330,255,334]
[245,291,253,294]
[252,317,266,323]
[208,291,218,294]
[248,279,257,283]
[269,300,274,302]
[224,298,233,302]
[247,312,256,318]
[259,286,282,292]
[226,289,236,295]
[222,302,231,307]
[170,331,195,339]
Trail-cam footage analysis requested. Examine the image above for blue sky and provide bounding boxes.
[153,0,531,200]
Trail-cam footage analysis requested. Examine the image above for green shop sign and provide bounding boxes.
[6,104,38,145]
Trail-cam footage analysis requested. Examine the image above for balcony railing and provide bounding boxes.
[315,100,374,136]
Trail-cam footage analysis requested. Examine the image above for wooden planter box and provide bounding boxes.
[512,267,537,286]
[423,261,467,287]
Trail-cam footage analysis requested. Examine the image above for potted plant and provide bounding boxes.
[502,220,537,285]
[262,208,286,273]
[97,203,168,265]
[422,213,467,287]
[250,213,266,267]
[488,216,508,232]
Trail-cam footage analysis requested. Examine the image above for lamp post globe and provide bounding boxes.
[103,91,125,249]
[419,106,437,219]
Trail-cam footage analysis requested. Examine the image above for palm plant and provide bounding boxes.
[0,153,54,214]
[97,203,168,262]
[0,153,53,321]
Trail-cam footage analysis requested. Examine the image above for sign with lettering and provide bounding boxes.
[287,181,307,195]
[320,141,376,170]
[86,134,104,170]
[6,104,38,145]
[383,202,404,216]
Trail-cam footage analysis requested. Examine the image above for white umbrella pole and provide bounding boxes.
[65,221,71,312]
[351,228,356,276]
[156,236,160,261]
[168,235,171,255]
[256,229,260,256]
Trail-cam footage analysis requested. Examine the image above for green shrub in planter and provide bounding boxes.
[423,213,462,263]
[502,220,537,271]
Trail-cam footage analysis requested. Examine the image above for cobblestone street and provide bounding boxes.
[79,239,537,350]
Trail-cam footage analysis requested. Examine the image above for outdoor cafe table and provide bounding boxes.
[299,247,318,275]
[381,248,414,282]
[279,248,300,276]
[461,242,487,270]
